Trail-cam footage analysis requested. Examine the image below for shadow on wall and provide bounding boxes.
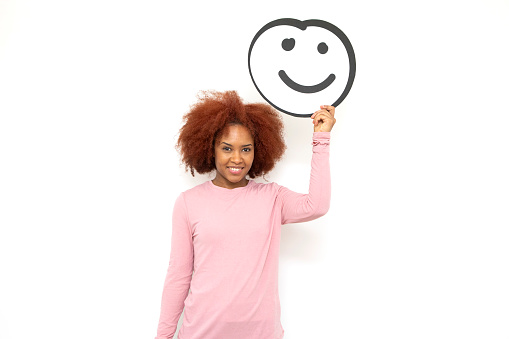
[280,222,325,261]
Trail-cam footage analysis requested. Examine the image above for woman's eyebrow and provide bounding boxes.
[221,142,253,147]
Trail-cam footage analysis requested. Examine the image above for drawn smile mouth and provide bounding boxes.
[278,70,336,93]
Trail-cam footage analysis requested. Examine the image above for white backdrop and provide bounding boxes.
[1,1,508,338]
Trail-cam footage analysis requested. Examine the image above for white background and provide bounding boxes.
[1,0,508,338]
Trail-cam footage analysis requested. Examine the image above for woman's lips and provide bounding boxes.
[227,166,244,175]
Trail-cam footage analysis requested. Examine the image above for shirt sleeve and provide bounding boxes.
[279,131,331,225]
[154,193,194,339]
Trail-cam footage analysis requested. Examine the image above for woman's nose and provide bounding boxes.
[231,151,242,163]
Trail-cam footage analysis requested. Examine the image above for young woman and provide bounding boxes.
[154,90,335,339]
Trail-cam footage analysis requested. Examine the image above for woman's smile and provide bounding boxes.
[227,166,244,174]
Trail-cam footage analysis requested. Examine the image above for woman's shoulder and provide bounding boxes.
[181,181,209,196]
[248,180,284,195]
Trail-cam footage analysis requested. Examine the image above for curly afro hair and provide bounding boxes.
[176,90,286,178]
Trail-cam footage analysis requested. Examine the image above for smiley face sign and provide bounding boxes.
[248,18,356,117]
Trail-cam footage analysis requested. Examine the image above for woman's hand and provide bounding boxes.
[311,105,336,132]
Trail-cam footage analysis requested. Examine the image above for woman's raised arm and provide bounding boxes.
[279,105,335,225]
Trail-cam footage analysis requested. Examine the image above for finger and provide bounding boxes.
[311,108,327,119]
[313,113,336,128]
[320,105,336,116]
[313,111,336,130]
[321,105,335,117]
[313,111,333,122]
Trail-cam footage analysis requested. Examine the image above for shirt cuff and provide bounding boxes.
[312,131,330,146]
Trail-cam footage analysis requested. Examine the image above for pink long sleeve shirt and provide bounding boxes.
[155,132,331,339]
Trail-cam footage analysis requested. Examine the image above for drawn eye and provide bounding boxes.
[282,38,295,51]
[317,42,328,54]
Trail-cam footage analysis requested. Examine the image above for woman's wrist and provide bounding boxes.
[313,131,331,138]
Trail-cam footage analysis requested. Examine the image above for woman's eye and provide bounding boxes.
[243,148,252,152]
[223,147,231,151]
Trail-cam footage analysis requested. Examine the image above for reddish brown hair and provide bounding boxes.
[176,90,286,178]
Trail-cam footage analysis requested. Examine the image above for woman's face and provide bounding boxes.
[212,124,255,189]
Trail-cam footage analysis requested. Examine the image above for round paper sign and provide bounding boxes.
[248,18,356,117]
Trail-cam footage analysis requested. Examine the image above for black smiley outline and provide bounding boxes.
[248,18,356,118]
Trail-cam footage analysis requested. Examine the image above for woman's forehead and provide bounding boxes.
[217,124,254,144]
